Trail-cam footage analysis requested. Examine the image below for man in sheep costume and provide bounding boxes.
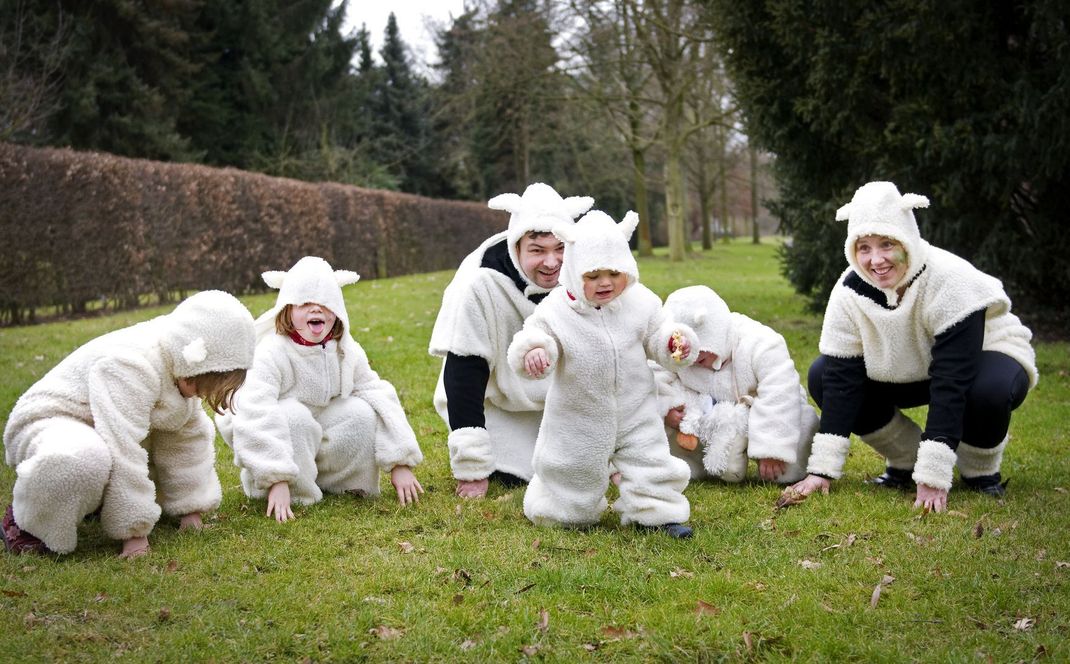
[216,257,423,512]
[788,181,1037,511]
[3,291,255,555]
[429,183,593,498]
[507,210,698,537]
[652,285,817,484]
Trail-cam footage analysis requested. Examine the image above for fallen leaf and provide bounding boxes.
[531,539,541,550]
[775,488,807,510]
[398,541,415,553]
[799,560,823,570]
[94,592,108,602]
[454,569,472,586]
[1055,487,1067,494]
[881,575,895,585]
[165,559,179,573]
[520,644,540,656]
[370,625,404,640]
[1055,561,1070,569]
[601,626,638,640]
[2,590,27,598]
[459,639,478,651]
[869,583,883,608]
[695,600,720,616]
[157,607,172,622]
[582,642,600,651]
[742,631,754,652]
[670,568,694,579]
[1013,617,1035,631]
[991,527,1002,537]
[973,522,984,538]
[845,533,857,546]
[537,608,549,633]
[453,594,464,605]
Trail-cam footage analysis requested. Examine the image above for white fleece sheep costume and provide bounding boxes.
[809,181,1037,490]
[429,183,593,482]
[652,286,817,483]
[3,291,255,554]
[216,257,422,504]
[507,210,698,527]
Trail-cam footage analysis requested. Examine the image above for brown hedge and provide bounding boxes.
[0,143,506,324]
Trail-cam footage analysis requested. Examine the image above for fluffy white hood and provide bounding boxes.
[487,182,593,294]
[164,290,256,378]
[554,210,640,311]
[663,286,733,370]
[838,181,930,306]
[254,256,360,340]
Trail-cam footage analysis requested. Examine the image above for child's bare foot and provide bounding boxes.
[610,472,622,486]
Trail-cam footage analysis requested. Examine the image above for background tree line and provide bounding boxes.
[2,0,1065,324]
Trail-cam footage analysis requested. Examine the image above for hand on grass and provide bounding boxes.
[914,483,948,513]
[523,348,550,378]
[758,458,787,482]
[179,512,203,531]
[788,474,830,497]
[456,478,489,499]
[267,481,295,522]
[391,465,424,506]
[120,536,150,559]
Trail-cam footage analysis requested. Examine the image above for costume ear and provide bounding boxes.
[552,223,576,244]
[487,192,522,213]
[262,271,286,289]
[563,195,595,219]
[835,203,851,221]
[901,193,930,210]
[619,211,640,239]
[182,337,208,364]
[335,270,360,287]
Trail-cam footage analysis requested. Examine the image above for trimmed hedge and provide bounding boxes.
[0,143,505,324]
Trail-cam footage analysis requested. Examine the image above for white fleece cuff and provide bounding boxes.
[912,439,957,491]
[448,427,496,481]
[507,328,558,379]
[805,433,851,479]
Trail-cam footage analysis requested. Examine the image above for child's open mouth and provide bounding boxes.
[308,318,325,335]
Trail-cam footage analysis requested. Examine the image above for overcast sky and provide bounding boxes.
[340,0,469,72]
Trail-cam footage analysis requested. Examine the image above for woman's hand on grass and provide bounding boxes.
[788,474,830,497]
[267,481,295,522]
[391,465,424,506]
[914,483,948,513]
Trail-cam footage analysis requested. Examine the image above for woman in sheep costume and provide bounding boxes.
[2,291,255,557]
[652,286,817,484]
[217,257,423,520]
[507,210,698,537]
[429,183,593,498]
[786,181,1036,512]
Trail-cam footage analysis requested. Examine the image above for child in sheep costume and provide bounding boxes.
[652,286,817,484]
[787,181,1036,512]
[2,291,255,557]
[429,183,593,497]
[507,210,698,537]
[216,257,424,520]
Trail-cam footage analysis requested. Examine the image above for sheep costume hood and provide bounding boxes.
[3,290,255,553]
[838,181,930,307]
[555,210,640,311]
[253,256,360,342]
[663,286,733,371]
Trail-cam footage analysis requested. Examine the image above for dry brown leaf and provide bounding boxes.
[973,522,984,538]
[520,644,540,656]
[601,626,638,640]
[670,568,695,579]
[94,592,108,602]
[695,600,720,616]
[869,583,882,609]
[452,594,464,605]
[531,538,541,550]
[454,569,472,585]
[881,575,896,585]
[1056,561,1070,569]
[583,642,600,651]
[845,533,857,546]
[165,559,179,573]
[537,608,549,633]
[157,607,172,622]
[370,625,404,640]
[2,589,27,598]
[742,631,754,652]
[398,541,415,553]
[1013,617,1035,631]
[775,488,807,510]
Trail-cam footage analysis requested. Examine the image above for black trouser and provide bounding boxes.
[808,351,1029,448]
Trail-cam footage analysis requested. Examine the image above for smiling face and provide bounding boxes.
[290,302,338,344]
[517,232,565,289]
[582,269,628,306]
[855,234,908,290]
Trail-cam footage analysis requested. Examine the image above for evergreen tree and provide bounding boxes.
[708,0,1070,322]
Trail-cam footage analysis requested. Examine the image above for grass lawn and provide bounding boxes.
[1,239,1068,662]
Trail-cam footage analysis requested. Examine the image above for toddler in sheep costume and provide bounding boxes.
[216,257,423,522]
[652,286,817,484]
[3,291,255,558]
[508,210,698,538]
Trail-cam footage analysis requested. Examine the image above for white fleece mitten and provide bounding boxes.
[805,433,852,479]
[447,427,496,481]
[912,439,957,491]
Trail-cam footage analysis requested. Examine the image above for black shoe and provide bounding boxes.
[489,471,528,489]
[961,473,1008,497]
[640,523,693,539]
[866,467,915,491]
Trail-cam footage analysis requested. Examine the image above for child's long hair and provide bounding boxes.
[274,304,345,343]
[188,369,247,414]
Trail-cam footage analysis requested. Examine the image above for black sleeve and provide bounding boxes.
[922,308,985,448]
[818,355,867,438]
[443,352,490,430]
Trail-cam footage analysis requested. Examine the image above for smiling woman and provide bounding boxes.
[785,181,1038,514]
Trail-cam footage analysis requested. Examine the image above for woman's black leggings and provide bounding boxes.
[808,351,1029,448]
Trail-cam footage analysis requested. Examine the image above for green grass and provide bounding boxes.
[2,239,1068,662]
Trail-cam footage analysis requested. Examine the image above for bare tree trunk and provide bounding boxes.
[750,142,760,244]
[633,146,653,256]
[719,126,730,242]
